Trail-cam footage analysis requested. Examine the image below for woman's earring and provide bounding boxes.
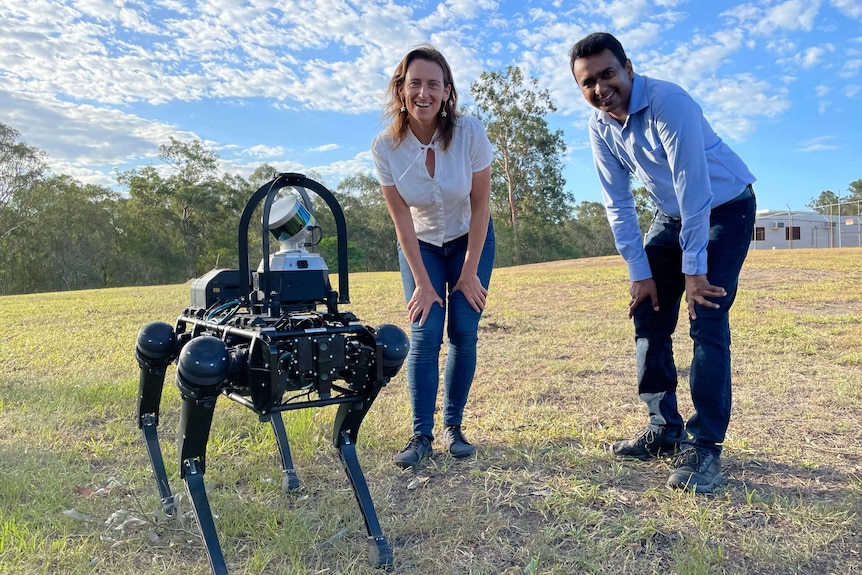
[400,100,407,113]
[441,102,448,118]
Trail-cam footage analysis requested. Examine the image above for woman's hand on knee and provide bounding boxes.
[407,284,443,326]
[453,274,488,313]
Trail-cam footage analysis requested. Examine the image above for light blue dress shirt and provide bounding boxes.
[588,73,755,281]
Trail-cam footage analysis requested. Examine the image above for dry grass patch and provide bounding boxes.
[1,248,860,574]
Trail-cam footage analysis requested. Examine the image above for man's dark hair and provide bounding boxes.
[569,32,629,72]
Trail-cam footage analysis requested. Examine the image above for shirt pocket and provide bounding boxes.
[640,140,667,166]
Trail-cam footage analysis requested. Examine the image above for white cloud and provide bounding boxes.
[842,58,862,77]
[422,0,500,23]
[593,0,651,30]
[800,45,834,68]
[831,0,862,18]
[218,148,372,190]
[640,29,746,89]
[753,0,823,34]
[765,38,799,56]
[243,144,287,158]
[286,150,378,190]
[815,85,833,113]
[0,89,192,163]
[616,22,664,55]
[795,135,838,152]
[310,144,339,152]
[720,3,762,25]
[1,0,861,203]
[689,74,792,140]
[721,0,824,37]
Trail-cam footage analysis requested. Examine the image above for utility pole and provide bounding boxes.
[785,203,793,249]
[838,191,842,248]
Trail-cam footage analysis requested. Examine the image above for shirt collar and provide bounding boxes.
[407,125,439,149]
[596,72,647,126]
[629,73,647,115]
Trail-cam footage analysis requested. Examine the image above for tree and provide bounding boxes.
[807,181,862,216]
[158,138,223,278]
[248,164,280,190]
[310,173,397,273]
[116,165,187,284]
[116,138,238,281]
[0,175,122,293]
[632,186,656,234]
[0,122,47,246]
[566,185,654,260]
[37,177,122,290]
[570,200,617,258]
[335,173,397,271]
[200,172,254,271]
[471,66,573,266]
[807,190,841,214]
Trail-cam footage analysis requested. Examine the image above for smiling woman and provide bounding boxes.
[370,44,495,468]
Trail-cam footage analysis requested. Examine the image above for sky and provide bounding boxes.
[2,0,862,212]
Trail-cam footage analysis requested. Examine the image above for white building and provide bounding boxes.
[751,210,862,250]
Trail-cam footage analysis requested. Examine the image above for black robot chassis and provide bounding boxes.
[134,173,408,574]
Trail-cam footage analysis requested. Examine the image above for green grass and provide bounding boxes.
[1,248,861,574]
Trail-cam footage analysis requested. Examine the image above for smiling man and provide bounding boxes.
[569,32,757,494]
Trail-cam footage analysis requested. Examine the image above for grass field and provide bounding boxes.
[1,248,861,575]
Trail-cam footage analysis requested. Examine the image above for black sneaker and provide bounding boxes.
[441,425,475,458]
[393,434,432,468]
[667,446,722,493]
[611,425,682,460]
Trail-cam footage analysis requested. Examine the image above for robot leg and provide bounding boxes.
[176,335,230,575]
[135,321,177,515]
[265,412,301,492]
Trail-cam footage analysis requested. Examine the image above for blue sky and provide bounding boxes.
[2,0,861,212]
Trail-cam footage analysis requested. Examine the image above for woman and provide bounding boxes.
[371,44,495,468]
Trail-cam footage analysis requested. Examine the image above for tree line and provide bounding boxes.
[2,68,660,296]
[807,185,862,216]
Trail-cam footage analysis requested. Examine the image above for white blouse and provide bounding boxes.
[371,115,494,246]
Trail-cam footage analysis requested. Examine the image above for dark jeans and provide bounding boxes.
[633,187,755,454]
[397,221,495,439]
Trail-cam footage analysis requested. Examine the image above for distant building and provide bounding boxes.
[751,210,862,250]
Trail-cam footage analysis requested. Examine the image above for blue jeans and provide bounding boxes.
[633,188,755,455]
[397,221,495,440]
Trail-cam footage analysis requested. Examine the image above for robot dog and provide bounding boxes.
[134,173,408,574]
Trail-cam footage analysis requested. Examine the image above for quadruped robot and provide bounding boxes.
[134,173,408,574]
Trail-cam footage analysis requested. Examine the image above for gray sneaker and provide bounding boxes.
[611,425,682,460]
[393,434,432,468]
[667,446,722,493]
[441,425,475,458]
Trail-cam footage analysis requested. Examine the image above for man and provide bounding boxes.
[569,32,756,493]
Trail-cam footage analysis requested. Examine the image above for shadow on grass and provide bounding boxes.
[378,435,862,574]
